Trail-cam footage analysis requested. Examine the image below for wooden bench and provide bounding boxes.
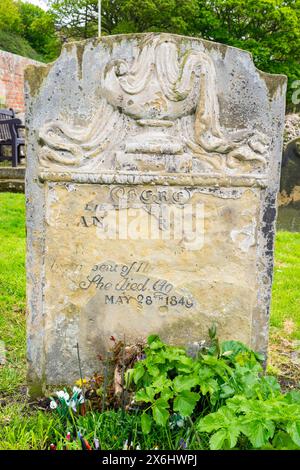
[0,108,25,167]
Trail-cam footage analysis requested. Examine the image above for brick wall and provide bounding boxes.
[0,50,43,114]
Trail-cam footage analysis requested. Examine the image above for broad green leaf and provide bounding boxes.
[152,399,169,426]
[160,387,174,401]
[220,383,235,399]
[147,364,160,377]
[176,356,194,373]
[173,374,198,393]
[199,378,219,396]
[133,363,145,384]
[135,386,155,403]
[285,390,300,405]
[152,375,172,391]
[141,413,152,434]
[287,421,300,447]
[197,407,236,433]
[227,425,240,448]
[221,340,250,358]
[147,334,160,345]
[240,419,275,448]
[273,430,300,450]
[173,391,200,417]
[147,335,164,350]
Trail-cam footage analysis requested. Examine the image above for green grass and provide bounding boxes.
[271,232,300,337]
[0,193,26,394]
[0,192,299,449]
[0,30,44,62]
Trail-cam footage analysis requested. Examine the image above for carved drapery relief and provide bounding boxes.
[38,35,268,174]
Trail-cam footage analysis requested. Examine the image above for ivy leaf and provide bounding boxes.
[141,413,152,434]
[173,374,198,393]
[173,391,200,417]
[287,421,300,447]
[152,399,169,426]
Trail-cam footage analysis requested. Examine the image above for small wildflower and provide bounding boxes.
[72,386,82,394]
[94,438,100,450]
[78,394,85,404]
[75,378,88,387]
[56,390,65,399]
[66,432,71,441]
[50,400,57,410]
[179,438,187,449]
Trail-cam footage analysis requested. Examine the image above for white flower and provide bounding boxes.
[50,400,57,410]
[72,386,82,395]
[69,399,77,412]
[78,395,85,404]
[56,390,65,399]
[64,392,70,401]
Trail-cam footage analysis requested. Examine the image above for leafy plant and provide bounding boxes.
[197,392,300,450]
[125,331,300,450]
[125,332,273,434]
[50,387,85,421]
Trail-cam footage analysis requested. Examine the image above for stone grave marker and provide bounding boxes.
[25,33,286,393]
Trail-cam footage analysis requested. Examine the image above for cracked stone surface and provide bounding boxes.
[25,33,286,395]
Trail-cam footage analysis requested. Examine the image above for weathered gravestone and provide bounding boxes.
[25,33,286,394]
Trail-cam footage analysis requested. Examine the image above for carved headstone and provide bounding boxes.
[25,33,286,394]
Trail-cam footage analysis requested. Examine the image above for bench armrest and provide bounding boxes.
[0,118,22,126]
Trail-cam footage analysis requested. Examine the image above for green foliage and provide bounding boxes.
[0,193,299,451]
[0,1,59,62]
[126,334,265,430]
[127,334,300,450]
[0,29,44,61]
[48,0,300,105]
[18,2,60,61]
[0,193,26,394]
[272,232,300,338]
[0,0,22,33]
[197,392,300,450]
[0,403,63,450]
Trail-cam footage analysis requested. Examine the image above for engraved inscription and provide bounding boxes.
[79,261,194,309]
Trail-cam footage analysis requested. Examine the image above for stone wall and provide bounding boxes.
[0,50,42,113]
